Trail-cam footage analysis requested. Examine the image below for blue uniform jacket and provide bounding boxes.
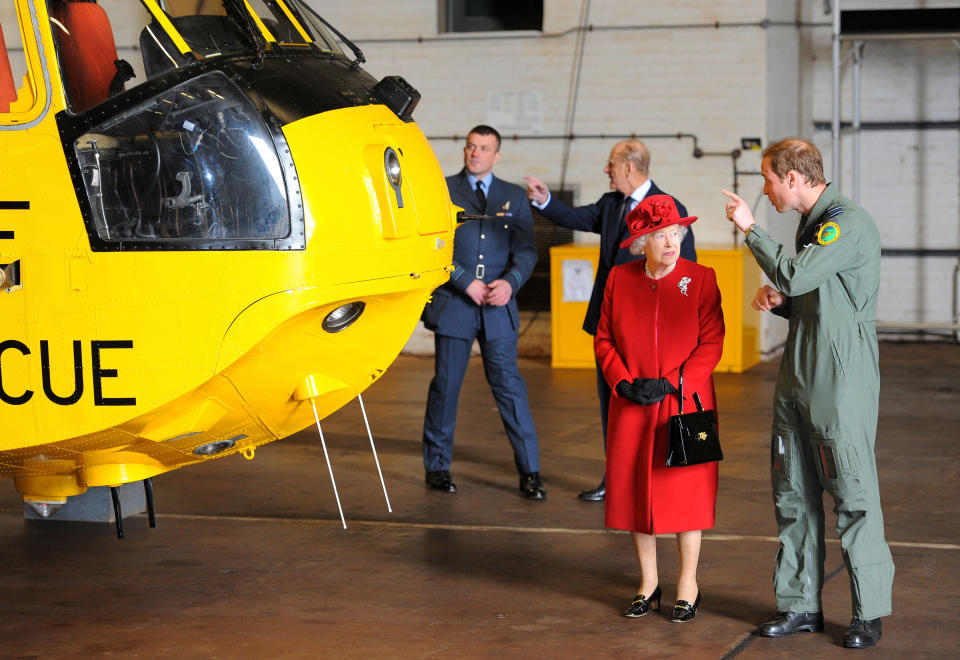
[421,169,537,340]
[538,181,695,335]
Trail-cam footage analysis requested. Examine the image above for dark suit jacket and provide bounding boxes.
[421,169,537,340]
[538,181,696,335]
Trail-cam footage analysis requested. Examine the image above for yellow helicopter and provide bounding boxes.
[0,0,456,520]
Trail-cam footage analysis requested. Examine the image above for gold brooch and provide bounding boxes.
[697,432,708,441]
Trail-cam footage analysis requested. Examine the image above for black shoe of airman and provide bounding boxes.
[843,618,882,648]
[519,472,546,500]
[758,611,824,637]
[425,470,457,493]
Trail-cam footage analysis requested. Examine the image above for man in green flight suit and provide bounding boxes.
[722,138,894,649]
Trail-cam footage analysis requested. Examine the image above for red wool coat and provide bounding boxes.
[595,258,725,534]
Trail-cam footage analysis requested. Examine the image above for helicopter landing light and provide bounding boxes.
[384,148,403,208]
[384,148,402,188]
[322,301,365,333]
[193,434,246,456]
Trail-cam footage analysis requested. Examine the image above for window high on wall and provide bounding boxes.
[441,0,543,33]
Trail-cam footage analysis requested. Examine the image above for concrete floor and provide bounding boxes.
[0,343,957,659]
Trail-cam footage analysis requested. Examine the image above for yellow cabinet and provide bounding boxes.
[696,244,761,373]
[549,243,599,368]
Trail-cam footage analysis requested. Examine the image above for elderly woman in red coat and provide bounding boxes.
[595,195,724,623]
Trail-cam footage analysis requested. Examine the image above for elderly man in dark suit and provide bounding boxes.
[420,125,544,499]
[525,140,695,501]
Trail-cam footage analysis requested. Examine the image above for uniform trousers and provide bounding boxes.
[422,323,540,476]
[771,377,895,620]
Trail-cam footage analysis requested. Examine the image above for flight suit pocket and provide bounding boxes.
[770,428,792,491]
[770,428,804,530]
[812,433,866,509]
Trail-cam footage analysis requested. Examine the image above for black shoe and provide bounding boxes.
[623,585,661,617]
[670,591,701,623]
[425,470,456,493]
[759,611,824,637]
[577,484,605,501]
[844,618,882,648]
[519,472,546,500]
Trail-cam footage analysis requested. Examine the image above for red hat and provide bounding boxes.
[619,194,698,248]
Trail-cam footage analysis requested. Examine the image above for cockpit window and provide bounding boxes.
[155,1,342,54]
[1,2,26,116]
[47,0,345,113]
[73,71,295,248]
[48,0,149,114]
[274,0,343,52]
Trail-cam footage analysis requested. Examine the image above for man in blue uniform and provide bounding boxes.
[525,140,695,501]
[723,138,894,649]
[420,125,544,499]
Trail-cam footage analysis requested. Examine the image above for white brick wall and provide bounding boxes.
[314,0,960,349]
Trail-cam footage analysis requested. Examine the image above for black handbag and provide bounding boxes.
[666,366,723,467]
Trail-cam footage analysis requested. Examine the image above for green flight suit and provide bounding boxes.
[745,183,894,620]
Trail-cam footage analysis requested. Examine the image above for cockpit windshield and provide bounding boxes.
[154,0,343,58]
[48,0,345,114]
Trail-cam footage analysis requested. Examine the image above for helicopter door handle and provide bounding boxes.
[1,260,21,290]
[164,172,203,209]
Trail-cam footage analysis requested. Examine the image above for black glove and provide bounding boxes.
[616,377,677,405]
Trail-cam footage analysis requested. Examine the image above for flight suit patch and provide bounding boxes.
[817,443,838,479]
[815,439,867,510]
[817,221,840,245]
[772,434,787,472]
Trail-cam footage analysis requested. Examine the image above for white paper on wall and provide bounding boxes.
[561,259,594,303]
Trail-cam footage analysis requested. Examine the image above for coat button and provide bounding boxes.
[649,284,657,291]
[479,254,484,260]
[480,234,485,239]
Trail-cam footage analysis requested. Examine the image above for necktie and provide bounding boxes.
[475,180,486,210]
[617,196,633,252]
[620,195,633,222]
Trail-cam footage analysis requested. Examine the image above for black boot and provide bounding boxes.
[758,611,824,637]
[844,618,882,648]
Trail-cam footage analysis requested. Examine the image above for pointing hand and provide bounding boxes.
[721,189,756,233]
[523,176,549,205]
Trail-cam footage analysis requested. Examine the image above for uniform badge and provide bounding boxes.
[678,276,691,296]
[817,221,840,245]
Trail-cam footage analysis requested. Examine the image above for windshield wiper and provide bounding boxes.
[297,2,365,69]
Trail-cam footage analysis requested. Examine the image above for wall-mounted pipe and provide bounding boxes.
[346,19,829,46]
